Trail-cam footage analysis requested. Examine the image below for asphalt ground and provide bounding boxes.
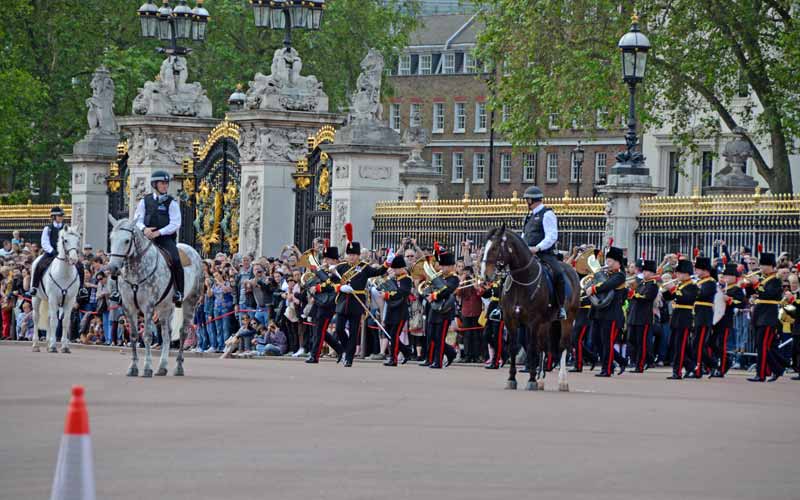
[0,341,797,500]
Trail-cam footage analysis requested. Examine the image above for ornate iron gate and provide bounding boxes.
[178,121,241,257]
[293,125,334,250]
[107,140,130,222]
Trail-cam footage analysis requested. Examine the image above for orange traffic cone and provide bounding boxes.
[50,385,95,500]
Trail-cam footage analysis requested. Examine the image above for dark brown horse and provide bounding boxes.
[480,225,580,391]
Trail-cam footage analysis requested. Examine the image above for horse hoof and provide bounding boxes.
[48,347,58,353]
[32,346,40,353]
[155,367,168,376]
[173,366,184,376]
[61,347,71,354]
[505,380,517,390]
[127,367,139,377]
[142,368,153,378]
[537,380,545,391]
[559,383,570,392]
[526,381,539,391]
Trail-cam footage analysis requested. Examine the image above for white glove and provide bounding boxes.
[328,264,338,273]
[339,285,354,294]
[385,249,396,264]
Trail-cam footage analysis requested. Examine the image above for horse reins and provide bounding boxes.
[111,226,170,310]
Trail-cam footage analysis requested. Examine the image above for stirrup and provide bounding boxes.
[558,307,567,320]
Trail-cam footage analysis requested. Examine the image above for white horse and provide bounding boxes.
[106,216,203,377]
[31,226,82,353]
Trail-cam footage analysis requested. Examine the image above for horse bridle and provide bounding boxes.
[109,226,150,262]
[484,231,542,289]
[55,235,80,263]
[110,225,168,310]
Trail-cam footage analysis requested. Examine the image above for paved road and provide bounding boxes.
[0,342,797,500]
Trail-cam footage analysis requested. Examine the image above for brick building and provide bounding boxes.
[383,14,627,200]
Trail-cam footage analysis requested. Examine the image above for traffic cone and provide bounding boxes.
[50,385,96,500]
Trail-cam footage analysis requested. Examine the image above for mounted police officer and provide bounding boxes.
[31,206,84,296]
[521,186,567,320]
[133,170,184,306]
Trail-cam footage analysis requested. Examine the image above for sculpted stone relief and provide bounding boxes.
[243,176,262,256]
[358,165,391,180]
[244,48,328,112]
[132,56,212,118]
[238,125,311,163]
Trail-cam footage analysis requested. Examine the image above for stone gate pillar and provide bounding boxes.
[597,163,659,253]
[64,66,119,250]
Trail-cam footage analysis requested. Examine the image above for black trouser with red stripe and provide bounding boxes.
[755,325,786,380]
[709,323,732,375]
[692,324,715,377]
[309,309,342,361]
[628,324,651,372]
[598,320,625,375]
[430,319,457,367]
[571,320,595,371]
[386,319,413,363]
[336,312,362,362]
[670,326,694,378]
[483,319,506,366]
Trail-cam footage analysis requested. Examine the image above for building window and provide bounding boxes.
[548,113,560,130]
[464,52,476,73]
[432,152,443,175]
[523,153,537,183]
[701,151,713,193]
[570,152,583,183]
[419,54,432,75]
[398,54,411,76]
[595,152,607,183]
[452,152,464,182]
[454,102,466,133]
[432,103,445,133]
[410,103,421,127]
[473,153,486,183]
[546,152,559,182]
[595,109,608,129]
[501,105,509,123]
[668,151,680,195]
[474,102,487,132]
[389,103,400,132]
[443,53,455,74]
[500,153,512,183]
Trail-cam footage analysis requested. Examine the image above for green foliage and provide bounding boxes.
[474,0,799,192]
[0,0,418,201]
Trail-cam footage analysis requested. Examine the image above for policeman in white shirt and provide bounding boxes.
[31,206,84,295]
[521,186,567,319]
[133,171,184,305]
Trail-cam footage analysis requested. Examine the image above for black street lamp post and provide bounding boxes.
[573,141,584,197]
[250,0,325,50]
[138,0,209,56]
[613,14,650,175]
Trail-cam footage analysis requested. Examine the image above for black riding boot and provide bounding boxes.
[173,261,185,306]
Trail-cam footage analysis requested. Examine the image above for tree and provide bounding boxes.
[0,0,417,202]
[474,0,799,193]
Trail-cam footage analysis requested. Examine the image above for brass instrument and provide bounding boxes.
[298,248,322,288]
[626,275,640,293]
[779,302,797,324]
[741,270,763,283]
[574,246,596,276]
[579,254,615,309]
[578,254,605,291]
[410,259,428,283]
[455,277,483,291]
[417,258,446,296]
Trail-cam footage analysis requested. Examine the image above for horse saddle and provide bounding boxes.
[157,247,191,268]
[539,259,571,306]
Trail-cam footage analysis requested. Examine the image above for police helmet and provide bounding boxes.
[522,186,544,201]
[150,170,171,185]
[50,206,65,217]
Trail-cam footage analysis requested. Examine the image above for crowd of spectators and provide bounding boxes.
[1,233,798,375]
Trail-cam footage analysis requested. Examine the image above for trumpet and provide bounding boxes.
[659,278,680,292]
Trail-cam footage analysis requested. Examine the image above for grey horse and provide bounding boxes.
[30,226,82,353]
[107,216,203,377]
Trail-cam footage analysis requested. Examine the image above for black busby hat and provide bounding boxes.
[437,246,455,266]
[675,259,694,275]
[323,246,339,260]
[722,263,740,277]
[642,260,657,273]
[50,206,65,217]
[759,252,776,267]
[390,254,406,269]
[694,257,712,271]
[606,246,624,264]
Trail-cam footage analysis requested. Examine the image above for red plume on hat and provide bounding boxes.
[722,255,728,265]
[344,222,353,243]
[677,251,682,259]
[324,238,330,249]
[434,241,441,257]
[757,243,763,255]
[641,250,646,259]
[795,262,800,272]
[693,247,700,259]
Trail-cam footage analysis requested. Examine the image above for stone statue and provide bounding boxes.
[132,56,212,117]
[349,48,384,123]
[86,66,119,135]
[244,47,329,112]
[402,111,430,165]
[710,126,758,193]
